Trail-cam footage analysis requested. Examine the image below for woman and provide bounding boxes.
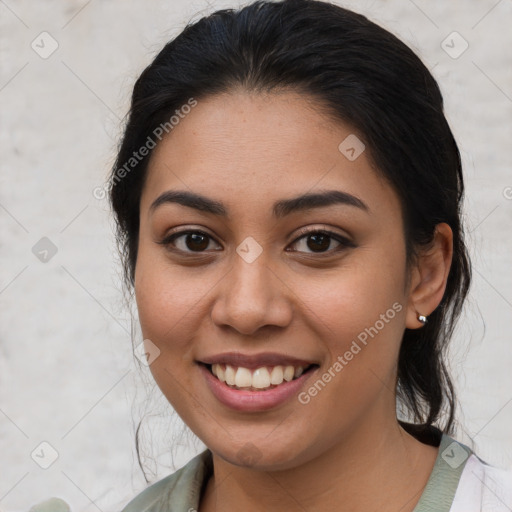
[109,0,512,510]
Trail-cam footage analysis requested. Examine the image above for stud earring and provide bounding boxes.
[418,314,428,325]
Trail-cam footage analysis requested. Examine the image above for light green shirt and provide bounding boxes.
[120,430,474,511]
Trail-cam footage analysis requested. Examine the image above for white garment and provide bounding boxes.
[450,454,512,511]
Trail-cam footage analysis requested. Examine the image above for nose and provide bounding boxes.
[210,251,294,337]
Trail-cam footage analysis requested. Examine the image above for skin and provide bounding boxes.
[134,89,453,512]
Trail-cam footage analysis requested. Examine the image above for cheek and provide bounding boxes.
[134,252,201,355]
[306,253,404,317]
[301,251,406,371]
[134,257,205,413]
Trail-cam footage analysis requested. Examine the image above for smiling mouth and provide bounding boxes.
[203,363,318,391]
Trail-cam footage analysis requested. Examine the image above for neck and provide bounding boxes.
[199,417,439,512]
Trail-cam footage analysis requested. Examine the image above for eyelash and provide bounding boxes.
[157,227,355,256]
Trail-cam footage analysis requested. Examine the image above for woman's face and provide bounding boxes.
[135,90,418,470]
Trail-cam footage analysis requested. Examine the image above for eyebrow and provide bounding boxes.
[149,189,369,218]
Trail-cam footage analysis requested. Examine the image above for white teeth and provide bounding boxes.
[252,367,271,388]
[210,363,308,390]
[270,366,284,385]
[283,366,295,382]
[235,367,252,388]
[225,365,236,385]
[212,363,225,382]
[216,364,225,382]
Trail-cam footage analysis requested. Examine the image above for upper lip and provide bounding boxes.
[198,352,318,370]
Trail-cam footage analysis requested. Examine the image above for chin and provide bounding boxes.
[208,436,312,472]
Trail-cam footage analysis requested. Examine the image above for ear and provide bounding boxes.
[405,222,453,329]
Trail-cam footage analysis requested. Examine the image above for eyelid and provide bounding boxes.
[158,224,355,256]
[292,225,353,243]
[162,225,214,238]
[157,226,220,250]
[287,226,355,253]
[161,224,352,242]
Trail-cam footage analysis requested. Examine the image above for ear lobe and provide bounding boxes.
[405,222,453,329]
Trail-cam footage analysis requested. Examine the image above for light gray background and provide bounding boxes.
[1,1,511,511]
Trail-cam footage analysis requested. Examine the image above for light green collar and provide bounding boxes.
[121,431,473,511]
[413,432,474,512]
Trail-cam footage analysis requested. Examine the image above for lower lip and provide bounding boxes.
[199,364,318,412]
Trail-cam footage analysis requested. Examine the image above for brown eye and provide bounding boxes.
[289,229,354,254]
[158,228,354,256]
[159,230,220,253]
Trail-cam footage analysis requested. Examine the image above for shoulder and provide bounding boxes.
[120,449,212,512]
[410,426,512,512]
[451,453,512,512]
[120,473,177,512]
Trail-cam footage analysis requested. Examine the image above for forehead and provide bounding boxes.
[140,90,400,222]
